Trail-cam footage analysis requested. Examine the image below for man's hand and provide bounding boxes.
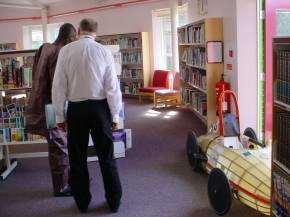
[57,122,67,132]
[112,122,118,131]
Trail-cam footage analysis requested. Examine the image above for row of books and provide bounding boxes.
[277,51,290,105]
[0,104,25,118]
[180,65,207,90]
[122,52,142,64]
[0,43,17,51]
[0,117,25,129]
[276,80,290,105]
[98,37,141,49]
[181,88,207,116]
[276,112,290,169]
[0,128,45,143]
[121,68,143,79]
[272,171,290,217]
[181,47,206,68]
[119,37,141,49]
[120,82,143,95]
[178,24,205,44]
[98,38,118,46]
[0,57,33,89]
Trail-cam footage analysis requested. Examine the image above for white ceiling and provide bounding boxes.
[0,0,66,5]
[0,0,108,8]
[0,0,107,5]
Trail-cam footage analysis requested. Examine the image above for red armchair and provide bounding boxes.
[154,72,181,108]
[138,70,171,103]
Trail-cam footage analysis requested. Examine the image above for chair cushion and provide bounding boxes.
[139,87,167,93]
[155,89,180,96]
[152,70,170,88]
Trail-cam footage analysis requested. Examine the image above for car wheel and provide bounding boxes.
[208,168,232,216]
[243,127,257,141]
[186,131,200,171]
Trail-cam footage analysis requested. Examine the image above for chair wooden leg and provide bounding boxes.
[153,93,156,108]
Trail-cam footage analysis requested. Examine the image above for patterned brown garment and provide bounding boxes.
[25,43,70,194]
[26,43,62,136]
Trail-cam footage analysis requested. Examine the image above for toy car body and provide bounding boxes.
[187,90,271,216]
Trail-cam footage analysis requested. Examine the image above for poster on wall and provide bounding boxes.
[197,0,208,15]
[207,41,223,63]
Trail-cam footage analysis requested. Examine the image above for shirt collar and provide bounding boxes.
[80,35,95,40]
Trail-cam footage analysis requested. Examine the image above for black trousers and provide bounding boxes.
[67,99,122,208]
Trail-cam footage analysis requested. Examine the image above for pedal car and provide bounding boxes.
[186,90,271,216]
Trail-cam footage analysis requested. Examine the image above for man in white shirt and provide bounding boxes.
[52,18,122,213]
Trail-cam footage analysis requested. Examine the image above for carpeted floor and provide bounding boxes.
[0,99,266,217]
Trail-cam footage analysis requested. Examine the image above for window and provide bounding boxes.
[31,27,43,49]
[152,4,188,70]
[276,9,290,36]
[161,15,173,70]
[23,23,63,49]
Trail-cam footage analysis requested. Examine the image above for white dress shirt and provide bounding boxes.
[52,35,122,124]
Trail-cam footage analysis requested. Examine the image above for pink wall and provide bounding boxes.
[0,7,41,48]
[49,1,169,35]
[236,0,258,133]
[0,0,169,72]
[0,0,169,44]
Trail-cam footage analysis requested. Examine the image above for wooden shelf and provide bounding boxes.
[180,79,207,94]
[120,77,144,81]
[0,140,47,146]
[0,87,31,91]
[122,93,138,97]
[273,160,290,175]
[274,100,290,111]
[186,63,206,70]
[120,47,142,51]
[181,61,206,70]
[187,105,207,125]
[179,18,223,129]
[179,43,205,47]
[122,63,143,66]
[0,49,36,58]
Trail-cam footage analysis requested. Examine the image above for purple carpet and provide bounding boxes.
[0,99,266,217]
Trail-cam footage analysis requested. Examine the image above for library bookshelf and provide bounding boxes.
[97,32,151,97]
[0,49,47,180]
[271,37,290,217]
[0,43,20,52]
[178,18,223,128]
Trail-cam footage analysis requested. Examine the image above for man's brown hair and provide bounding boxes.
[79,18,98,33]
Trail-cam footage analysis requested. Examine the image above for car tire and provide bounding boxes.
[243,127,258,141]
[186,131,200,172]
[208,168,232,216]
